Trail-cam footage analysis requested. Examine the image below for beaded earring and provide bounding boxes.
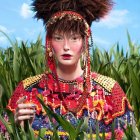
[81,37,87,70]
[46,36,56,72]
[49,51,53,57]
[46,46,53,57]
[81,53,86,70]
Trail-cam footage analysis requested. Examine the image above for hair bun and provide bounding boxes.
[32,0,114,26]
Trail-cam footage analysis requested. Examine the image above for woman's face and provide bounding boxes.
[51,32,83,67]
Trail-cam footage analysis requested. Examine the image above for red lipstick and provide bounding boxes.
[61,54,72,59]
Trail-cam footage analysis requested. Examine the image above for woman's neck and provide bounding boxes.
[56,61,83,81]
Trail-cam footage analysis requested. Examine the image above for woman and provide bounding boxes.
[7,0,134,139]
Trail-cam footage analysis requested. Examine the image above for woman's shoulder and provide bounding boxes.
[7,73,45,113]
[21,73,44,90]
[91,72,116,92]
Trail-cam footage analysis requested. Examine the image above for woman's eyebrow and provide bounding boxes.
[70,33,81,36]
[53,33,63,36]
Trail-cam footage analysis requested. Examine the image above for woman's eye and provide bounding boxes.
[72,37,77,40]
[71,36,81,41]
[53,36,63,41]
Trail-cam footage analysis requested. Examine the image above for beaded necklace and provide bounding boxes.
[44,71,92,114]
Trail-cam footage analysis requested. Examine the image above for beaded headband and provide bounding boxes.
[46,11,91,37]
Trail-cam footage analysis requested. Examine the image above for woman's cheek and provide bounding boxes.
[72,44,83,53]
[52,43,61,53]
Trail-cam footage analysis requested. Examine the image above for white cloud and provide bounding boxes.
[96,9,129,28]
[20,3,33,19]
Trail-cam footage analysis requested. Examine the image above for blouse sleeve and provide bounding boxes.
[104,82,135,139]
[7,81,29,113]
[7,81,42,114]
[111,82,132,118]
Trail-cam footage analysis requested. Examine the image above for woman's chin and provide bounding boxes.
[58,61,76,67]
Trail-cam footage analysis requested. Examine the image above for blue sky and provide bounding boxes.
[0,0,140,50]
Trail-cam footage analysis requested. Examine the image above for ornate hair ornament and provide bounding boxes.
[46,11,90,37]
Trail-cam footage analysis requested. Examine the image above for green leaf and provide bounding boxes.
[80,117,89,132]
[128,61,140,100]
[38,128,46,139]
[0,111,13,136]
[95,120,100,140]
[22,42,36,75]
[23,120,36,140]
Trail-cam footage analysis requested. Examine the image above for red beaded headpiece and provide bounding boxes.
[47,11,90,37]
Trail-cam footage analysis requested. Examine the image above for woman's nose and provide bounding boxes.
[63,39,70,51]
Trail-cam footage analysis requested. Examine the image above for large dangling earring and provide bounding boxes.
[83,35,92,93]
[81,52,86,70]
[81,37,87,70]
[46,36,56,72]
[46,46,53,57]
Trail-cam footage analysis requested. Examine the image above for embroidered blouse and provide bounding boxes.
[7,72,134,139]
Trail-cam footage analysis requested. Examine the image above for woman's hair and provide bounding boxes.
[32,0,113,26]
[46,15,87,38]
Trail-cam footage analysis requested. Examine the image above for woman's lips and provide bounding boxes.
[61,54,72,59]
